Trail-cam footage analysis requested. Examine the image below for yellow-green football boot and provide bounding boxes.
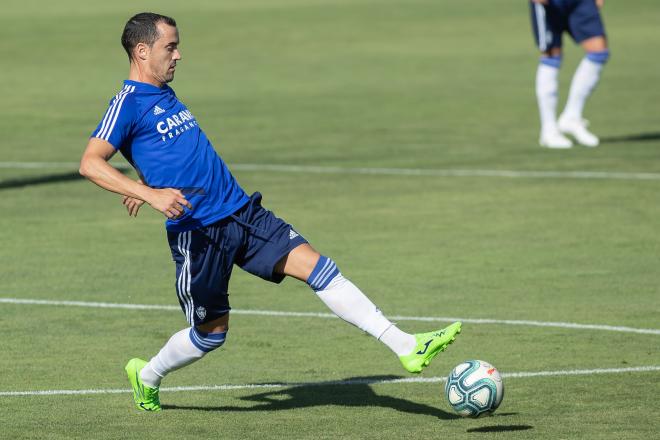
[125,358,161,412]
[399,322,462,374]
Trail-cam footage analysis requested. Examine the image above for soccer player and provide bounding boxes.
[530,0,610,148]
[79,13,462,412]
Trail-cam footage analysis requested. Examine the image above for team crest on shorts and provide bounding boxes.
[195,306,207,320]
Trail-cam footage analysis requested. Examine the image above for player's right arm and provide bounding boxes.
[79,137,192,219]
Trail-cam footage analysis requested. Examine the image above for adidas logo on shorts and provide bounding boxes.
[289,229,299,240]
[153,105,166,115]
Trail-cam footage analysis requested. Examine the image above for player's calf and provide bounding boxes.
[307,256,460,371]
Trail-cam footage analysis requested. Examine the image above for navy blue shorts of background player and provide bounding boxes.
[530,0,606,51]
[167,192,308,326]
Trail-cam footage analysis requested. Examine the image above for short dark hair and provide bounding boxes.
[121,12,177,61]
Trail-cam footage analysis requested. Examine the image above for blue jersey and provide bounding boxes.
[92,80,249,232]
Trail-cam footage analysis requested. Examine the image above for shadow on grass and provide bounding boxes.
[0,168,129,190]
[0,172,84,190]
[600,132,660,144]
[163,375,465,419]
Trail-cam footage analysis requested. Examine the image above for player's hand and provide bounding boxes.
[530,0,549,4]
[595,0,604,8]
[146,188,193,219]
[122,195,145,217]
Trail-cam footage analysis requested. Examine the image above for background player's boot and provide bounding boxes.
[399,322,462,374]
[558,116,599,147]
[125,358,162,412]
[540,128,574,149]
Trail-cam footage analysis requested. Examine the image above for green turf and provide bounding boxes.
[1,0,659,438]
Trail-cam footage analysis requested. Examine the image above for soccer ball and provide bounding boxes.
[445,360,503,417]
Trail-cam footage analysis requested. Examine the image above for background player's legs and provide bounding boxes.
[277,244,416,356]
[559,36,609,146]
[536,47,573,148]
[530,1,572,148]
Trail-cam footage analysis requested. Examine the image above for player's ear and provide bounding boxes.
[134,42,149,61]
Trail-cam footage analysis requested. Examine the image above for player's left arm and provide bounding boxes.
[121,177,149,217]
[596,0,604,8]
[122,184,146,217]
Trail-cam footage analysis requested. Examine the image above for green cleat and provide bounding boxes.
[399,322,462,374]
[125,358,161,412]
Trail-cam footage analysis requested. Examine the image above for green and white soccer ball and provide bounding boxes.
[445,360,503,417]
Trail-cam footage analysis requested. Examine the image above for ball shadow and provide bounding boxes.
[467,425,534,433]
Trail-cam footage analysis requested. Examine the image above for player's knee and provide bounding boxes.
[189,327,227,353]
[539,55,563,69]
[306,255,342,292]
[586,49,610,65]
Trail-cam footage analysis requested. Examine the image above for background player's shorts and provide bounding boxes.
[529,0,606,51]
[167,192,308,326]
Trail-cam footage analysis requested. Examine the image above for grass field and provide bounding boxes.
[1,0,659,438]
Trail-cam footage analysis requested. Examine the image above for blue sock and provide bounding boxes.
[540,55,562,69]
[189,327,227,353]
[306,256,340,292]
[586,50,610,65]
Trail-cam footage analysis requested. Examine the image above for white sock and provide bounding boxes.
[379,324,417,356]
[139,328,206,387]
[315,273,416,356]
[562,53,608,121]
[536,57,562,133]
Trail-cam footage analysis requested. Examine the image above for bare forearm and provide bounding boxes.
[79,154,152,201]
[80,138,192,219]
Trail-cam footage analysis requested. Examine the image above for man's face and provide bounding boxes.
[147,22,181,84]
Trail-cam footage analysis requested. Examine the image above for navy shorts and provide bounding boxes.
[167,192,308,326]
[530,0,606,51]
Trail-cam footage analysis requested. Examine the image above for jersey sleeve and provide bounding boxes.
[91,85,137,149]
